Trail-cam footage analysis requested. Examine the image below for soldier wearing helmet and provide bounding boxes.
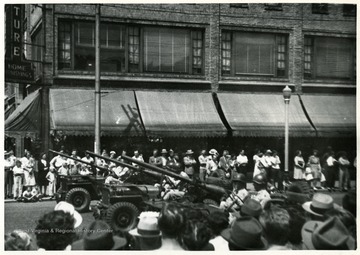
[250,173,271,208]
[219,172,248,211]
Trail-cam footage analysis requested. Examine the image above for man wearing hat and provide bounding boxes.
[206,149,219,177]
[183,150,196,178]
[198,149,208,181]
[149,149,162,167]
[219,173,248,211]
[160,149,168,167]
[301,217,355,250]
[166,149,179,172]
[221,216,268,250]
[302,193,340,220]
[72,221,127,250]
[129,211,162,250]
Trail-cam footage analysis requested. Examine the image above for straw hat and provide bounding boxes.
[54,201,83,228]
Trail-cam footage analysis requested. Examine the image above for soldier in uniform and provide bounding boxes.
[219,172,248,211]
[250,173,271,208]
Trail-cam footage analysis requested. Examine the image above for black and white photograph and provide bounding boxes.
[3,2,357,251]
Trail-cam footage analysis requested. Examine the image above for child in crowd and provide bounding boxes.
[46,166,56,199]
[31,186,43,202]
[12,160,24,200]
[22,186,35,202]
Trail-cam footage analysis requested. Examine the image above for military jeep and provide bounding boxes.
[94,183,161,232]
[56,175,106,212]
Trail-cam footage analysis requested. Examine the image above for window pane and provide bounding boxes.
[144,27,190,73]
[76,22,94,46]
[235,33,275,75]
[315,37,352,79]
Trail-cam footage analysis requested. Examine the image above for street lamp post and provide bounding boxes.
[283,86,292,173]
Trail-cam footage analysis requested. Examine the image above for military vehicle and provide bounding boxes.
[87,150,228,232]
[50,149,161,212]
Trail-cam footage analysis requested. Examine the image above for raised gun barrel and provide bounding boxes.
[86,150,227,195]
[49,149,109,173]
[84,151,163,179]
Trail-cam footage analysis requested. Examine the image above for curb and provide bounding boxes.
[4,197,55,203]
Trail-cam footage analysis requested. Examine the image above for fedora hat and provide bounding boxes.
[54,201,83,228]
[302,193,340,217]
[240,199,262,218]
[129,211,161,238]
[161,149,168,154]
[301,217,355,250]
[221,216,267,250]
[72,221,126,250]
[209,149,218,155]
[185,149,194,155]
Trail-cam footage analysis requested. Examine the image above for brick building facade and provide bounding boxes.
[5,3,356,165]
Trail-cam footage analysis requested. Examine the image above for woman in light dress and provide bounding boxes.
[293,150,305,180]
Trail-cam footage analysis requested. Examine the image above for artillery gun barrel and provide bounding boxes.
[49,149,109,172]
[118,153,227,195]
[85,151,162,179]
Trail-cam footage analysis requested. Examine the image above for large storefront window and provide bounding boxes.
[304,36,355,80]
[73,22,125,72]
[221,31,288,78]
[58,20,203,75]
[144,27,190,73]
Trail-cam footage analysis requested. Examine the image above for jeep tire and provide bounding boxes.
[65,188,91,213]
[106,202,139,232]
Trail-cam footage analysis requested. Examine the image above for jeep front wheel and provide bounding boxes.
[106,202,139,232]
[65,188,91,213]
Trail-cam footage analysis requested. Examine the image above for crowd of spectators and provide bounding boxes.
[4,146,356,202]
[4,188,356,250]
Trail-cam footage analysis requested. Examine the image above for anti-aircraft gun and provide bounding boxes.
[86,150,228,232]
[49,149,162,212]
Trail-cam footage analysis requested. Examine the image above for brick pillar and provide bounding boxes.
[208,4,221,92]
[291,4,304,94]
[41,4,54,155]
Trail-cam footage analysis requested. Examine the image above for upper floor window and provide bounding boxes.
[264,4,283,11]
[304,36,356,80]
[58,20,203,75]
[221,31,288,78]
[312,4,329,14]
[343,4,356,17]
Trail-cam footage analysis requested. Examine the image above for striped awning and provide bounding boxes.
[217,93,315,137]
[50,89,144,136]
[300,94,356,137]
[135,91,227,137]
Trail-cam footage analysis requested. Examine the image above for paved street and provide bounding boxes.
[4,200,99,250]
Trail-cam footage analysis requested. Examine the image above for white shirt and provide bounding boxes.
[209,236,230,251]
[236,154,248,165]
[326,156,336,167]
[13,165,24,175]
[271,155,281,170]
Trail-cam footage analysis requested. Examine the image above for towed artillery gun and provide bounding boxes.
[86,150,228,232]
[50,149,163,212]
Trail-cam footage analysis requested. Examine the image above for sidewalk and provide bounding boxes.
[4,196,54,203]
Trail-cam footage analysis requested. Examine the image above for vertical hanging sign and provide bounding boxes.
[5,4,34,83]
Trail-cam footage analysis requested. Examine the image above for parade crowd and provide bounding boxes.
[4,146,355,200]
[4,146,357,250]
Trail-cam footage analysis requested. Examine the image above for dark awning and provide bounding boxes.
[300,94,356,137]
[135,91,227,137]
[217,93,315,137]
[5,89,41,139]
[50,89,144,136]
